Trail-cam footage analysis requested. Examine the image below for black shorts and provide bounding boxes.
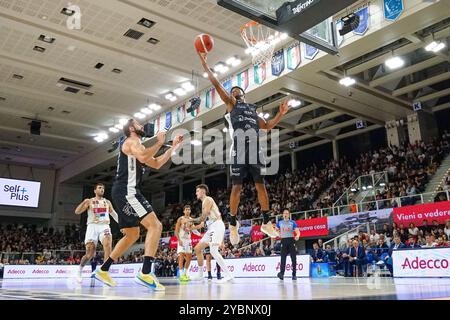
[230,163,264,184]
[203,247,211,255]
[112,185,153,229]
[229,138,265,185]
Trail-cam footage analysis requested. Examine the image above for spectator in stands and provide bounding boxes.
[310,242,324,263]
[406,235,421,248]
[398,225,408,243]
[445,220,450,239]
[422,235,437,248]
[323,244,336,263]
[436,236,448,247]
[408,223,419,239]
[317,239,324,248]
[339,239,353,277]
[386,235,406,276]
[350,200,358,213]
[420,219,432,236]
[382,223,392,239]
[369,229,380,244]
[345,239,367,277]
[430,220,440,237]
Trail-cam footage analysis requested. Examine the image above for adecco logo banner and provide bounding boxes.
[393,248,450,278]
[0,178,41,208]
[3,264,141,279]
[188,255,311,278]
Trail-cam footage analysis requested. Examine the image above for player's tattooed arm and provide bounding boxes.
[191,198,213,224]
[75,198,90,215]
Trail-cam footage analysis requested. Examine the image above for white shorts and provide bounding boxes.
[200,220,225,246]
[84,224,111,245]
[177,238,192,254]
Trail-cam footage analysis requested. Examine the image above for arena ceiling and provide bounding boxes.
[0,0,449,192]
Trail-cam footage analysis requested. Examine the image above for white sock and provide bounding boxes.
[210,245,232,278]
[198,266,203,277]
[183,268,187,275]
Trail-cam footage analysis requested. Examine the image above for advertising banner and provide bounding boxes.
[393,201,450,227]
[393,248,450,278]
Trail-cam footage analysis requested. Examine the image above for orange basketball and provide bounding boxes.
[194,34,214,53]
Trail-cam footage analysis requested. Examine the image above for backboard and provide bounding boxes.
[218,0,360,55]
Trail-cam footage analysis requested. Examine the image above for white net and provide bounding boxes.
[241,21,279,65]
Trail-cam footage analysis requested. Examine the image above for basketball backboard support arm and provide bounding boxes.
[217,0,360,55]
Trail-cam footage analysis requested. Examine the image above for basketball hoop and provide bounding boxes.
[241,21,285,65]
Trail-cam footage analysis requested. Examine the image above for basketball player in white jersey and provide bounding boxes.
[74,183,118,282]
[190,184,233,283]
[175,204,202,282]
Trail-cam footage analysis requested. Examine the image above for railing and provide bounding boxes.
[291,190,450,219]
[322,222,371,251]
[332,171,389,211]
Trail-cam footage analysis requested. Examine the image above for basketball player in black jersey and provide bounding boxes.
[93,119,183,290]
[198,51,289,245]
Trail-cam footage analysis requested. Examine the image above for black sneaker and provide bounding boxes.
[277,272,284,280]
[217,273,222,280]
[207,275,213,281]
[292,275,297,280]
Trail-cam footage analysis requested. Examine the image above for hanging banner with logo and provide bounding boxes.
[177,104,186,124]
[393,201,450,227]
[271,48,285,77]
[222,78,232,94]
[237,69,249,91]
[205,88,215,109]
[304,44,319,60]
[353,6,370,35]
[164,111,172,130]
[383,0,404,21]
[253,63,266,85]
[287,41,301,70]
[189,97,201,117]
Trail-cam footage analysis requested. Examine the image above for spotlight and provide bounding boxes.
[339,77,356,87]
[385,56,404,69]
[425,41,446,53]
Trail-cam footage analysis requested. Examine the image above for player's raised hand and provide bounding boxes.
[279,100,289,115]
[197,50,208,65]
[172,135,184,150]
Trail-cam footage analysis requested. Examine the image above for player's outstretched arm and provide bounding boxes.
[128,132,166,164]
[75,198,90,215]
[258,99,289,131]
[197,51,236,111]
[146,135,183,169]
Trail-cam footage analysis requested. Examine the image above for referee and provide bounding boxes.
[275,209,300,280]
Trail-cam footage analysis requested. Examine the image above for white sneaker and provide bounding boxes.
[216,276,233,284]
[229,220,240,245]
[190,274,205,282]
[261,222,279,238]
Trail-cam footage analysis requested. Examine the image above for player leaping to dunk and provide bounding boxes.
[190,184,233,283]
[197,49,289,245]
